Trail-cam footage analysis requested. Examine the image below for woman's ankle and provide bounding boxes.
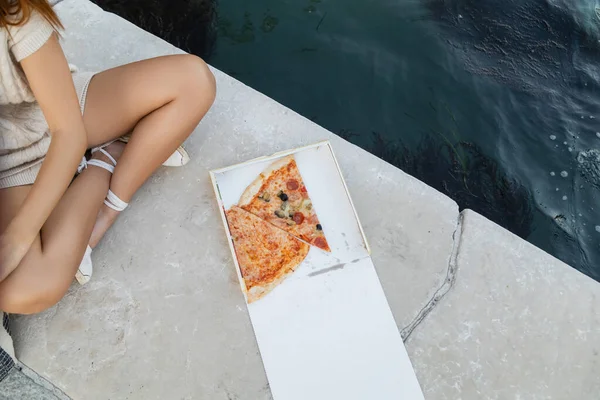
[89,204,120,248]
[87,141,127,249]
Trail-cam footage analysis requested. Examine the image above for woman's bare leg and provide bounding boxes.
[0,54,215,314]
[81,54,216,247]
[0,142,125,314]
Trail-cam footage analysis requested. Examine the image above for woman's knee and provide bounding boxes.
[178,54,216,110]
[0,270,67,315]
[0,291,52,315]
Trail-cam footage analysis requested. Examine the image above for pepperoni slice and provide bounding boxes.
[299,186,307,193]
[288,192,302,203]
[314,237,327,250]
[287,179,300,190]
[292,212,305,225]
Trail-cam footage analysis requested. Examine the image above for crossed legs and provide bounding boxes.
[0,55,216,314]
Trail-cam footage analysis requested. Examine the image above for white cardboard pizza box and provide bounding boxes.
[210,141,424,400]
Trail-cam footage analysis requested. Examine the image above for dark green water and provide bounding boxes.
[93,0,600,280]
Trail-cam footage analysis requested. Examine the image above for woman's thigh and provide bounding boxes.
[83,54,212,147]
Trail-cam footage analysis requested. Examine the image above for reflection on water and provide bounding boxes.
[91,0,600,281]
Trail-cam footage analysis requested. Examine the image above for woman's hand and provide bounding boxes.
[0,33,89,282]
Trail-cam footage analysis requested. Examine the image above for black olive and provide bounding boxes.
[278,192,289,201]
[316,224,322,231]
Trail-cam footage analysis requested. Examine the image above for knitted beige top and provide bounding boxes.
[0,10,56,184]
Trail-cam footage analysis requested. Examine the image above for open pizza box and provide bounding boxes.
[210,141,424,400]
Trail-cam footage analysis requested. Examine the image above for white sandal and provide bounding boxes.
[75,142,129,285]
[74,134,187,284]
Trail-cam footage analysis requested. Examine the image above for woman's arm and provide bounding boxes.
[0,33,88,281]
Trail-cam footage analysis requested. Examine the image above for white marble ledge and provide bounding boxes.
[407,209,600,399]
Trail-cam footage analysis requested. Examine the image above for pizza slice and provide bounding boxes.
[226,206,310,303]
[238,155,331,252]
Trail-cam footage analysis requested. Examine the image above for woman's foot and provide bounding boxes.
[88,141,126,248]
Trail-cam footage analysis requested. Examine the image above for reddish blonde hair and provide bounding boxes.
[0,0,62,29]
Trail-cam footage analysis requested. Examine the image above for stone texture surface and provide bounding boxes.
[406,210,600,399]
[10,1,459,399]
[0,367,68,400]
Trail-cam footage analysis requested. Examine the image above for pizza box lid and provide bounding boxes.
[209,141,424,400]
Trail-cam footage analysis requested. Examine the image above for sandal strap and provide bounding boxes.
[87,159,115,174]
[96,148,117,166]
[77,156,88,174]
[87,141,128,213]
[91,139,117,155]
[104,190,128,212]
[87,141,118,173]
[90,141,118,166]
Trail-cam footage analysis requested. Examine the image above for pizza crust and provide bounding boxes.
[238,155,295,207]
